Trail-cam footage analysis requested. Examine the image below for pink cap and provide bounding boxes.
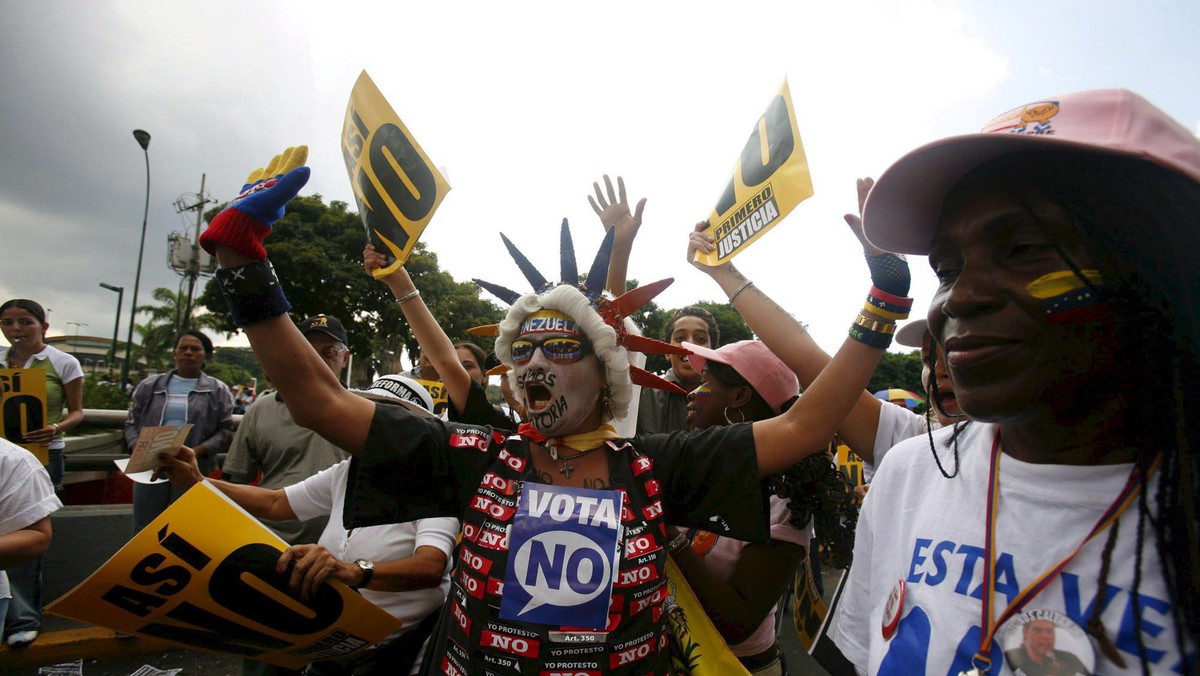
[681,340,799,414]
[863,89,1200,254]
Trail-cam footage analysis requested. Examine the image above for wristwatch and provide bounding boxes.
[354,559,374,589]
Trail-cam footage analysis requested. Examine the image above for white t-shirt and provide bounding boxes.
[0,438,63,599]
[693,495,811,656]
[284,460,459,651]
[865,403,930,484]
[831,422,1190,675]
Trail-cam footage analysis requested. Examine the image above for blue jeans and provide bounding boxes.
[48,446,64,493]
[4,556,41,635]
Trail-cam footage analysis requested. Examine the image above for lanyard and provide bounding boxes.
[969,431,1156,673]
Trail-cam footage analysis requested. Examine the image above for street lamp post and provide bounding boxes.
[122,129,151,390]
[99,283,124,374]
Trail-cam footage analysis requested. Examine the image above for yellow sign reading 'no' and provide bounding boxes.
[342,70,452,278]
[48,482,401,668]
[694,79,813,267]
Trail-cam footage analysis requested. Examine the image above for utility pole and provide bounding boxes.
[170,174,216,331]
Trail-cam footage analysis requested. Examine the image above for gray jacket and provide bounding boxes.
[125,370,235,475]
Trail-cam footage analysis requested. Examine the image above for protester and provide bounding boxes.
[363,246,512,430]
[222,315,353,546]
[195,144,911,675]
[125,330,234,532]
[830,89,1198,674]
[670,340,854,674]
[0,437,61,644]
[161,375,457,675]
[0,298,82,648]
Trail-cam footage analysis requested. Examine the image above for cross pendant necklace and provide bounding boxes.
[554,447,598,478]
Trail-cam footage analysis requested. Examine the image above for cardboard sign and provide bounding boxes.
[790,553,829,651]
[414,378,449,417]
[342,70,451,278]
[0,368,49,464]
[125,424,193,474]
[501,483,622,628]
[47,482,402,668]
[694,79,813,266]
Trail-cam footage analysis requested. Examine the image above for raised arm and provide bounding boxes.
[199,146,374,453]
[692,178,896,465]
[158,446,297,521]
[721,179,912,475]
[363,244,475,414]
[587,174,646,296]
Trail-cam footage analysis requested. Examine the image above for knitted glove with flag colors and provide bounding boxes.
[199,145,310,260]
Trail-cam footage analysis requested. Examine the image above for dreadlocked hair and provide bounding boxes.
[921,338,968,479]
[971,151,1200,671]
[769,440,859,569]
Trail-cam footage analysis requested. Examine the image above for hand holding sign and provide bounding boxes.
[199,146,311,261]
[694,79,812,266]
[342,71,450,278]
[278,544,358,602]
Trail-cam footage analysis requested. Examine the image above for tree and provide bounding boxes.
[200,196,505,387]
[866,350,925,398]
[134,287,224,371]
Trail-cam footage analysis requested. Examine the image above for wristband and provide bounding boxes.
[849,324,895,349]
[668,532,691,553]
[215,260,292,327]
[865,252,911,298]
[51,423,61,435]
[395,290,421,304]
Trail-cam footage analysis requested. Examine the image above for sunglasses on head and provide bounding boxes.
[510,336,590,365]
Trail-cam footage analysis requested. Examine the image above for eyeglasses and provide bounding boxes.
[510,337,590,365]
[316,345,347,359]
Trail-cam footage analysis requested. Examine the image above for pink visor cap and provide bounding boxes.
[863,88,1200,255]
[681,340,799,414]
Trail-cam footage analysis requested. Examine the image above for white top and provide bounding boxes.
[865,402,930,483]
[0,437,63,599]
[831,421,1189,675]
[693,495,811,656]
[285,460,459,650]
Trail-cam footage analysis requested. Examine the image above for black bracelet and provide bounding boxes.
[849,324,894,349]
[215,260,292,327]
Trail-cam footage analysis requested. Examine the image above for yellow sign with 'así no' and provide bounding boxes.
[0,368,48,464]
[47,481,401,668]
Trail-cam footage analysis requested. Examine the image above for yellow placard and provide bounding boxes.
[342,70,451,278]
[834,440,865,487]
[47,482,402,668]
[415,378,449,417]
[0,368,49,464]
[694,79,813,266]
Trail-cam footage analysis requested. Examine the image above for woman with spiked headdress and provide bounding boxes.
[827,90,1199,675]
[189,145,913,674]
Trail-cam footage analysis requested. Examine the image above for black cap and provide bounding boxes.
[296,314,348,344]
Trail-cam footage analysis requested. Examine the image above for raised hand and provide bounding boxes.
[588,175,646,245]
[843,177,886,257]
[200,145,311,260]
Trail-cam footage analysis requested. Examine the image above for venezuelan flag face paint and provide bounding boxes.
[1024,269,1110,324]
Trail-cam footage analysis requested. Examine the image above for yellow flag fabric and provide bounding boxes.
[1,368,48,464]
[791,553,830,651]
[664,557,751,675]
[342,70,451,278]
[694,79,814,266]
[47,482,402,668]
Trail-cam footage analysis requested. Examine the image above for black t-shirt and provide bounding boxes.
[344,403,768,675]
[448,379,518,432]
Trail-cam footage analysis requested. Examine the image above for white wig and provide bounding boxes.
[495,284,633,420]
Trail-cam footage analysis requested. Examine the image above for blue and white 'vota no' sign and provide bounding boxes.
[500,483,623,628]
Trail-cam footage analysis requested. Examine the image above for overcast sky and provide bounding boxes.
[3,0,1197,360]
